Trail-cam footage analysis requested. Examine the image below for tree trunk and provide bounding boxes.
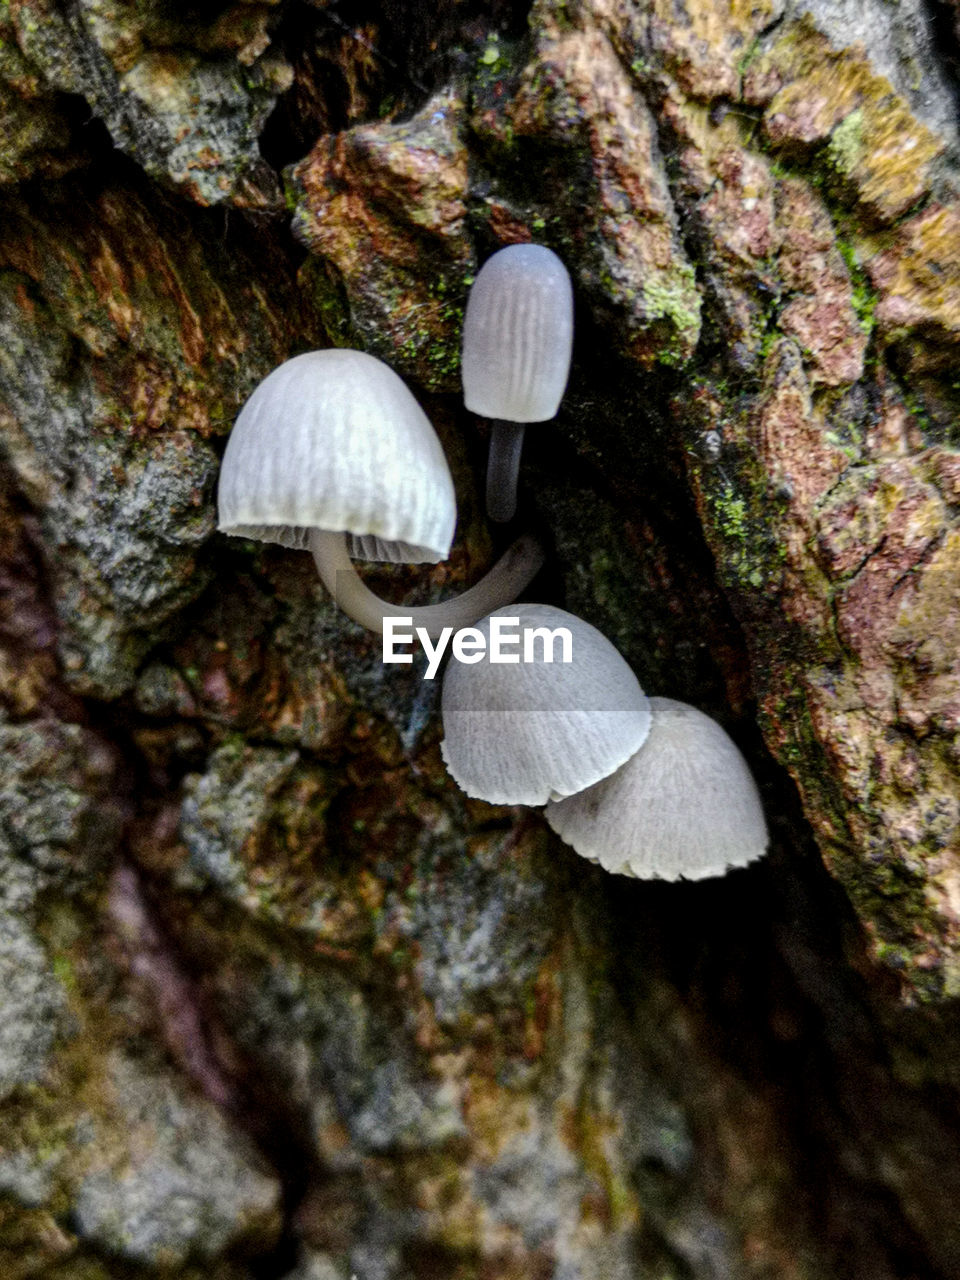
[1,2,959,1278]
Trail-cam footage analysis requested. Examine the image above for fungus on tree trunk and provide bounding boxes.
[462,245,574,523]
[440,603,651,805]
[545,697,769,880]
[217,348,543,638]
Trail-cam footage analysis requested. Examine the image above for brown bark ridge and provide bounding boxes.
[1,1,960,1278]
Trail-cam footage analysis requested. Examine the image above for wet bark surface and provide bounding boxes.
[1,2,960,1278]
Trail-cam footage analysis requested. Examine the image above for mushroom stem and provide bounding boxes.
[485,420,526,523]
[309,528,545,639]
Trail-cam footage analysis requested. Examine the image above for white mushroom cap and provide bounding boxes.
[462,244,574,423]
[440,604,651,806]
[545,697,769,881]
[217,349,456,563]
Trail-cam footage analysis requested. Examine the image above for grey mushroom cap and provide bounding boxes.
[462,244,574,423]
[440,604,651,806]
[217,348,456,563]
[545,697,769,881]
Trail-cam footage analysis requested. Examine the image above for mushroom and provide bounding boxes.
[217,348,543,637]
[440,604,651,805]
[545,697,769,880]
[462,244,574,523]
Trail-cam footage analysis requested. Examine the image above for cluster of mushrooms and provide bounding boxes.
[218,244,769,881]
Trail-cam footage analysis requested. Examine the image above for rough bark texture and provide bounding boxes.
[1,2,960,1278]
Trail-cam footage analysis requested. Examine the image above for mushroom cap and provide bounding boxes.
[462,244,573,423]
[545,697,769,881]
[217,349,456,562]
[440,604,651,806]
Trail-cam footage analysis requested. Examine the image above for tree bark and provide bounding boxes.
[1,2,959,1278]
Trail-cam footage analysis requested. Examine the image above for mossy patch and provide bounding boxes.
[835,235,878,337]
[748,16,944,223]
[642,266,702,366]
[824,108,865,179]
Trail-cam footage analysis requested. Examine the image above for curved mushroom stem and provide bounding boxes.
[309,527,545,639]
[486,420,526,523]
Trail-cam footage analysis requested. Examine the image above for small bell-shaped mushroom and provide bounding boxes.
[462,244,573,523]
[217,349,543,637]
[545,697,769,880]
[440,604,651,805]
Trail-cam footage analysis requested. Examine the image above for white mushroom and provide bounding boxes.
[440,604,651,805]
[217,349,543,637]
[545,697,769,880]
[462,245,573,522]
